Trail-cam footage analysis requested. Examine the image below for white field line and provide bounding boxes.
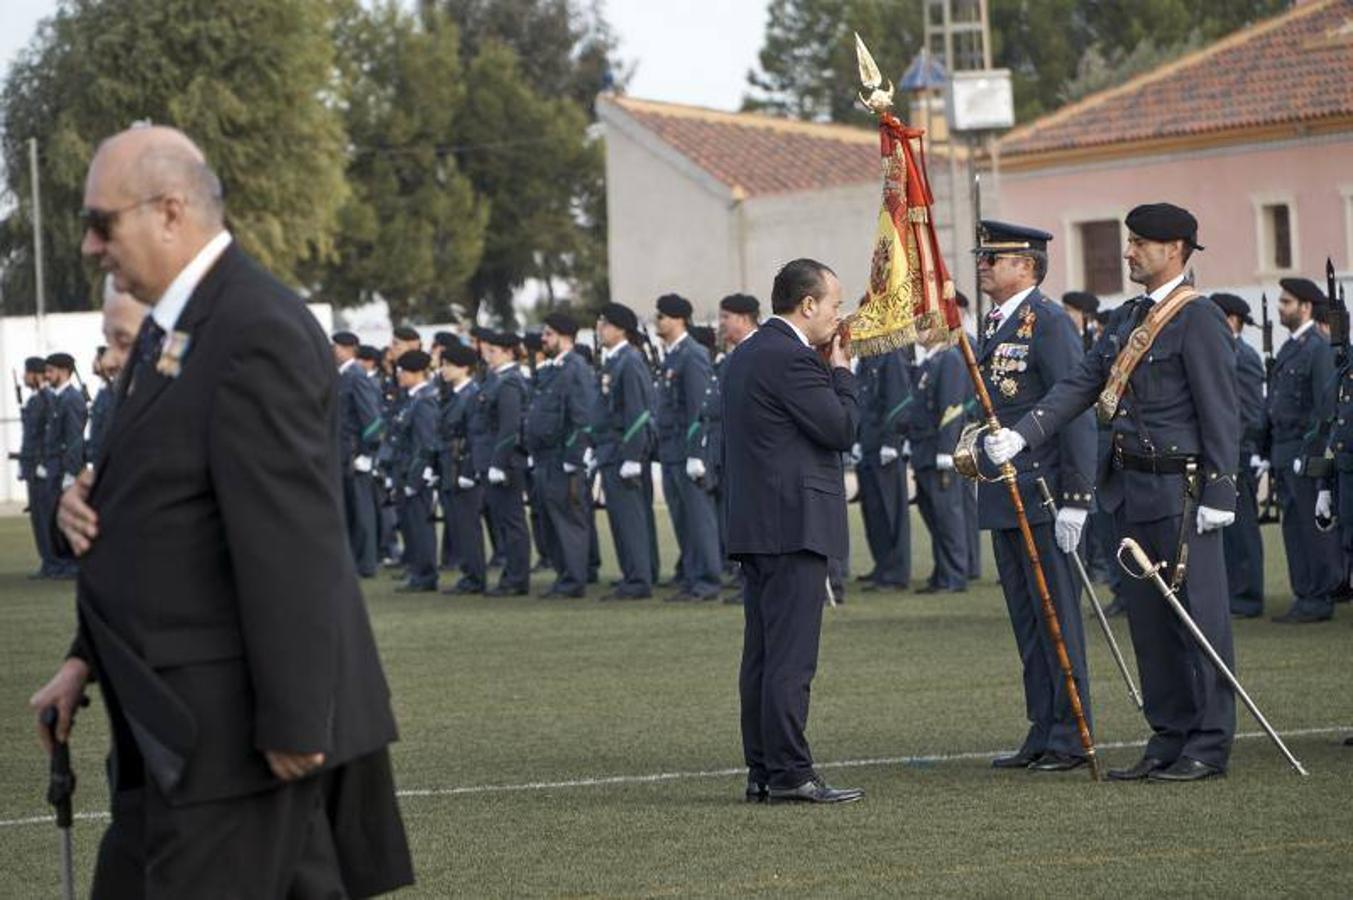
[2,725,1345,829]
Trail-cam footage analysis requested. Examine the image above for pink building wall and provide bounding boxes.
[996,132,1353,304]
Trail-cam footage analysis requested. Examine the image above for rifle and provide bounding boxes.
[1258,292,1280,525]
[11,368,22,407]
[1328,258,1348,370]
[70,365,92,406]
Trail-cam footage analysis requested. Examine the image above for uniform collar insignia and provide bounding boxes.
[156,330,192,378]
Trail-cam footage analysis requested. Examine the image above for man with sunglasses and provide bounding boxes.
[971,221,1097,774]
[34,125,412,896]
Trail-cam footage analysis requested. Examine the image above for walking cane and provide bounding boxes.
[1034,479,1143,711]
[40,706,78,900]
[1117,538,1309,776]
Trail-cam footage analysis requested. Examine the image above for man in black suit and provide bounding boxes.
[35,125,411,897]
[722,258,863,805]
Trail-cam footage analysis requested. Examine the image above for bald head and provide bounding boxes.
[100,276,150,379]
[82,125,227,303]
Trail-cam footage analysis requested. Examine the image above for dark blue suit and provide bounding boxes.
[472,365,531,592]
[855,350,912,587]
[525,350,597,596]
[722,318,857,790]
[1266,326,1341,617]
[439,380,485,591]
[392,383,440,588]
[910,346,969,590]
[338,361,383,576]
[977,290,1095,759]
[595,343,657,596]
[1013,291,1238,769]
[1225,338,1267,615]
[657,335,722,598]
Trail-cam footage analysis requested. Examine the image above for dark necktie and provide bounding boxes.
[125,317,166,397]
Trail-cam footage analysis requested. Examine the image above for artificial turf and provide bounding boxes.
[0,507,1349,897]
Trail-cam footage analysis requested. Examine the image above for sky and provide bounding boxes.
[0,0,772,112]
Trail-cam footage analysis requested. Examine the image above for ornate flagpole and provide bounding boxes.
[852,34,1100,780]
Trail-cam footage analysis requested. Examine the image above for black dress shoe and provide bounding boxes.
[768,776,863,805]
[486,584,528,597]
[744,781,769,804]
[1029,751,1087,772]
[1344,735,1353,746]
[1107,755,1170,781]
[1271,607,1333,624]
[394,583,436,593]
[664,591,696,603]
[991,749,1041,769]
[1148,757,1225,782]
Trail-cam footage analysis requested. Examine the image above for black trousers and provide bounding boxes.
[1277,466,1341,615]
[486,469,530,590]
[447,482,487,590]
[536,463,590,594]
[915,468,968,590]
[396,488,437,588]
[27,476,56,573]
[739,551,827,789]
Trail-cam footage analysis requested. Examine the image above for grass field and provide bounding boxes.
[1,507,1351,898]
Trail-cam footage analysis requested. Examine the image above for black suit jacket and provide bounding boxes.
[71,242,399,807]
[720,317,858,559]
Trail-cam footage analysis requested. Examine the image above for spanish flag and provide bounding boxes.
[850,111,960,357]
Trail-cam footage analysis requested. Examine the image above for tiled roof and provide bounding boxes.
[600,96,886,198]
[1000,0,1353,160]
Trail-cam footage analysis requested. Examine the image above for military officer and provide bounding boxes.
[1316,338,1353,615]
[987,203,1237,782]
[654,294,723,602]
[18,357,53,577]
[42,353,87,578]
[524,313,597,599]
[972,220,1096,773]
[909,332,968,592]
[717,294,761,591]
[595,303,658,600]
[853,336,913,592]
[331,331,383,577]
[1264,277,1341,622]
[390,349,440,592]
[473,331,531,596]
[439,341,487,595]
[1211,293,1268,617]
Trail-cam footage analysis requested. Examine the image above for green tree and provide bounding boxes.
[319,1,486,323]
[0,0,347,313]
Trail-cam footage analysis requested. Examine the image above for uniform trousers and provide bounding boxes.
[535,462,590,595]
[739,550,827,790]
[915,468,968,590]
[447,482,486,590]
[1276,466,1341,616]
[661,462,722,597]
[396,488,437,588]
[27,476,56,574]
[600,465,653,597]
[342,472,378,577]
[856,461,910,586]
[486,468,530,590]
[1223,464,1265,616]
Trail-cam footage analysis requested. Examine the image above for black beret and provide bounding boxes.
[1279,277,1326,307]
[469,325,493,341]
[396,349,431,372]
[332,330,359,347]
[976,220,1052,254]
[1125,203,1203,250]
[1210,292,1254,325]
[543,312,579,336]
[719,293,760,317]
[954,291,970,310]
[1061,291,1100,314]
[357,344,382,362]
[45,352,75,370]
[485,330,520,349]
[523,331,544,353]
[599,302,638,333]
[25,356,47,373]
[690,325,717,352]
[392,325,421,342]
[656,293,693,319]
[433,331,458,348]
[441,343,479,367]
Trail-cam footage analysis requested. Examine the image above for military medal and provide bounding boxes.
[1016,309,1036,339]
[1000,378,1018,397]
[156,330,192,378]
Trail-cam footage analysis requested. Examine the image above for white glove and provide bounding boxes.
[984,428,1026,465]
[1249,454,1269,479]
[1316,489,1333,521]
[686,457,706,480]
[1196,505,1235,534]
[1054,507,1088,553]
[879,445,900,467]
[35,465,48,479]
[936,453,955,472]
[421,466,437,487]
[526,454,535,469]
[353,454,373,473]
[457,476,476,490]
[1293,458,1303,475]
[563,462,579,473]
[583,447,595,469]
[902,440,911,459]
[487,466,507,485]
[849,443,863,466]
[619,460,643,480]
[402,484,416,497]
[384,476,394,490]
[61,473,76,491]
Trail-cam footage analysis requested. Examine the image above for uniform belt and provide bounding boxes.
[1112,449,1197,475]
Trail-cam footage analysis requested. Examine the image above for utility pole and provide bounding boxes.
[29,137,47,349]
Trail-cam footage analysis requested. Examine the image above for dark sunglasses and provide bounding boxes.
[79,194,165,241]
[976,251,1030,266]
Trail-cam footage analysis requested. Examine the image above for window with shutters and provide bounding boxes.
[1078,220,1122,296]
[1253,195,1299,275]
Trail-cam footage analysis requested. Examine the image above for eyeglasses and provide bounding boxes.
[975,251,1034,266]
[79,194,166,242]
